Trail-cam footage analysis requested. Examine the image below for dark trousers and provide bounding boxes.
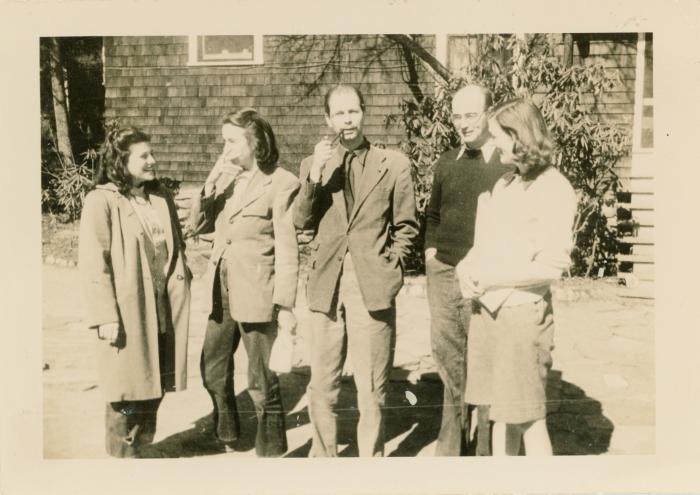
[427,256,489,455]
[200,261,287,457]
[105,398,162,458]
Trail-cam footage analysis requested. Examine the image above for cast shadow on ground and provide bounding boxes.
[288,368,614,457]
[545,369,614,455]
[139,368,613,457]
[284,371,443,457]
[139,372,310,458]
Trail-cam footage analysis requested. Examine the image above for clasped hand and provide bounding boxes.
[455,258,486,299]
[276,307,297,336]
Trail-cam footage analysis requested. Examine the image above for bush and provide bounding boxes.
[41,143,95,222]
[389,34,630,277]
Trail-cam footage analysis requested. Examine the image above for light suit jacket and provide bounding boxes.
[189,165,300,322]
[294,143,419,313]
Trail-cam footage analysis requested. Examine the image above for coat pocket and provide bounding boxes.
[381,248,401,269]
[241,203,271,219]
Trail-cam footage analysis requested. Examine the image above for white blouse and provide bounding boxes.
[457,166,578,313]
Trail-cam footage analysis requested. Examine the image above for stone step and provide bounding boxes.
[617,254,654,264]
[629,177,654,194]
[619,235,654,245]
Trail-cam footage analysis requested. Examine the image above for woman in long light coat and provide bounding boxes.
[79,126,191,458]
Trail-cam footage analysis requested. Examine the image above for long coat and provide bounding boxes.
[189,166,300,322]
[294,143,419,313]
[79,182,191,402]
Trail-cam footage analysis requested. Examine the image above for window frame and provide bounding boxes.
[187,35,264,66]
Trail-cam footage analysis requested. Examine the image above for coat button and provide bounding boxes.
[176,274,184,281]
[226,239,232,244]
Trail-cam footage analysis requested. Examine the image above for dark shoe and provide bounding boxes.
[255,412,288,457]
[217,419,239,443]
[222,439,246,453]
[214,396,240,443]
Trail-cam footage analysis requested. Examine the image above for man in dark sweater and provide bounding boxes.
[425,84,512,456]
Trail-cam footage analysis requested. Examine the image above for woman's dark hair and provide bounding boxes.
[222,108,279,173]
[93,126,152,195]
[323,84,366,115]
[488,98,555,181]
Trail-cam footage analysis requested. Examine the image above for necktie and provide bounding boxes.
[343,151,356,217]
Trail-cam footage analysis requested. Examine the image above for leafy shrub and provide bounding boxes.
[41,144,95,222]
[390,34,630,276]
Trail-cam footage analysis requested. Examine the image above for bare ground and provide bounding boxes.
[43,248,654,459]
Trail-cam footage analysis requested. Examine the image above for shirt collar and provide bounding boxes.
[236,167,256,184]
[456,139,496,162]
[502,165,551,190]
[338,137,370,164]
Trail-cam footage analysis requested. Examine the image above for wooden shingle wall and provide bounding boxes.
[567,34,639,186]
[569,33,638,130]
[104,35,434,186]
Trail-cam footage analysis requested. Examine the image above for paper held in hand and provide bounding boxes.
[269,327,294,374]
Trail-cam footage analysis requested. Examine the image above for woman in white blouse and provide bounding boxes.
[457,98,577,455]
[79,126,191,457]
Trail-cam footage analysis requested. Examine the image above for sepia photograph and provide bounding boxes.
[41,32,654,459]
[2,0,699,494]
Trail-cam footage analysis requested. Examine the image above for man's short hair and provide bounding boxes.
[324,84,366,115]
[454,84,494,110]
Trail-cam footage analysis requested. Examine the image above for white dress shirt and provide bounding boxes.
[457,166,578,313]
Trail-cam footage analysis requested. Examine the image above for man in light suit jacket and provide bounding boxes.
[294,84,419,457]
[189,109,299,457]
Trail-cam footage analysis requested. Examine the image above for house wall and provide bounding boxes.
[444,33,638,130]
[104,34,639,187]
[569,33,638,130]
[569,33,639,184]
[104,35,435,185]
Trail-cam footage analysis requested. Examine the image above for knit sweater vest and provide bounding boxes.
[425,147,513,267]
